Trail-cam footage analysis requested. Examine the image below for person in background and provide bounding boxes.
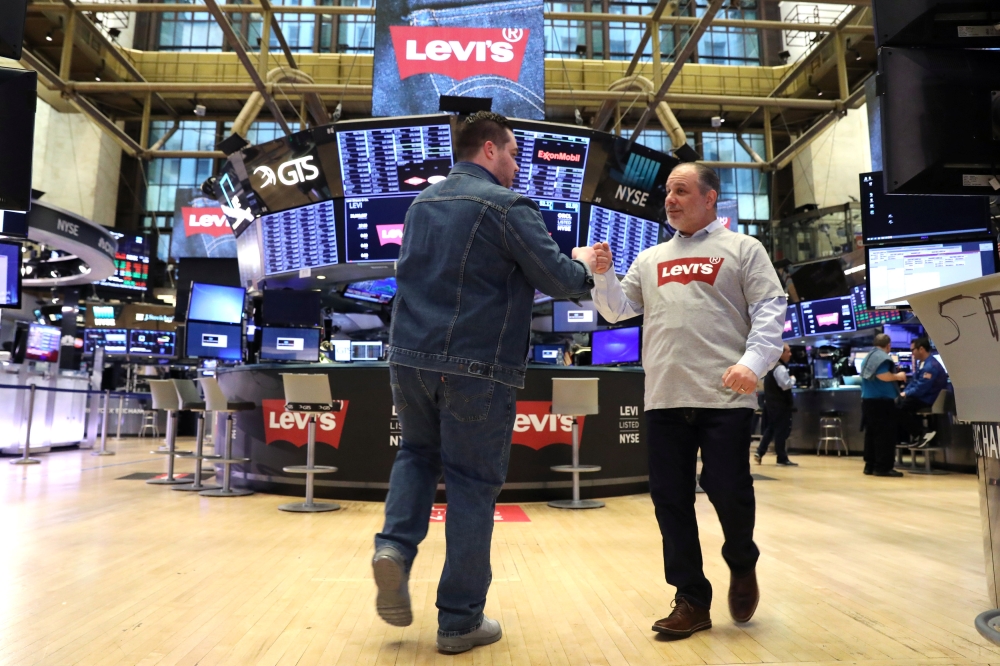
[898,337,948,445]
[754,344,797,466]
[373,111,597,654]
[591,162,786,640]
[860,333,907,477]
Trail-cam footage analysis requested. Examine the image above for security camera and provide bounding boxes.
[711,116,724,128]
[194,104,207,117]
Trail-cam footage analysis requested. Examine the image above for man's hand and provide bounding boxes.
[722,364,758,395]
[571,245,596,270]
[895,372,907,382]
[592,241,613,275]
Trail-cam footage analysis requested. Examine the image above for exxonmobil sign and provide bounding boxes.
[389,27,529,81]
[512,401,584,451]
[182,206,231,238]
[657,257,725,287]
[262,399,350,449]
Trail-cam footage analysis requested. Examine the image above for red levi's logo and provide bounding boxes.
[511,401,585,451]
[377,224,405,246]
[262,399,350,449]
[657,257,725,287]
[182,206,231,238]
[389,26,529,82]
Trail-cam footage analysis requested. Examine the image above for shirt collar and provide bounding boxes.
[453,161,502,186]
[676,218,725,239]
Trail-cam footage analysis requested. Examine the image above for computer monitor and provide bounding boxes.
[782,303,802,340]
[0,240,20,307]
[260,326,321,362]
[884,324,921,349]
[262,289,322,327]
[332,339,352,362]
[553,300,599,333]
[84,328,122,355]
[187,283,246,324]
[586,204,661,275]
[860,172,990,245]
[851,284,903,328]
[894,350,913,372]
[852,351,869,373]
[532,344,564,365]
[0,68,35,212]
[799,295,857,336]
[532,199,580,256]
[350,340,383,361]
[260,200,340,276]
[813,359,833,379]
[25,323,60,363]
[591,327,641,366]
[343,277,397,304]
[128,330,176,358]
[185,321,242,361]
[96,232,150,292]
[507,120,591,203]
[866,240,998,308]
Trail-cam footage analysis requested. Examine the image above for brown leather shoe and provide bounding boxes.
[728,569,759,623]
[651,598,712,638]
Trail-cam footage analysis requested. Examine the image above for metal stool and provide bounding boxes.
[171,379,220,492]
[198,377,256,498]
[278,373,339,513]
[146,380,192,485]
[138,404,159,438]
[817,410,848,456]
[548,377,604,510]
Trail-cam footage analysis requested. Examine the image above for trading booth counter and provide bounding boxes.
[217,363,648,501]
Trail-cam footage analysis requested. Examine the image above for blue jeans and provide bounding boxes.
[375,363,517,635]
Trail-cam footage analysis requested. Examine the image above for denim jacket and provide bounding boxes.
[387,163,594,388]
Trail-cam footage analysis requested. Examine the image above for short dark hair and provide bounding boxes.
[874,333,891,349]
[912,336,932,353]
[672,162,721,198]
[455,111,514,161]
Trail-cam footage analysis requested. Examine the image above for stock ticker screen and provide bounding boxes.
[260,200,339,276]
[96,232,149,292]
[851,284,902,329]
[534,199,581,256]
[587,205,661,275]
[511,129,590,202]
[337,122,453,262]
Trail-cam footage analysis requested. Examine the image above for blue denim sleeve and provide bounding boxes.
[502,197,593,299]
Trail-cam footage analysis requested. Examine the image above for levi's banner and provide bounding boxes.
[511,401,584,450]
[262,398,350,449]
[170,188,237,259]
[182,207,231,238]
[389,27,529,81]
[657,257,725,287]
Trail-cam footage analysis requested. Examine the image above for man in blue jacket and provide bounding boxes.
[898,336,949,444]
[371,111,596,654]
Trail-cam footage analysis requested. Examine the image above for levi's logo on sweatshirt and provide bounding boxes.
[657,257,725,286]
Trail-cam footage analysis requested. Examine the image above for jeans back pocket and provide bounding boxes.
[443,374,495,423]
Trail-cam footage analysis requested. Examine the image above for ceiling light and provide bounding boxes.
[316,275,326,280]
[45,29,54,42]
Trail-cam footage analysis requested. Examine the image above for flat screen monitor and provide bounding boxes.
[586,204,661,275]
[128,329,176,357]
[260,326,321,362]
[591,327,641,366]
[185,322,242,361]
[894,350,913,372]
[800,295,857,336]
[851,284,902,328]
[0,209,28,237]
[332,339,351,362]
[553,300,599,333]
[262,289,322,327]
[860,172,990,244]
[530,199,581,256]
[97,232,149,292]
[187,283,246,324]
[581,132,676,221]
[532,344,564,365]
[884,324,922,349]
[782,303,802,340]
[866,240,998,308]
[25,323,60,362]
[813,359,833,379]
[508,121,591,202]
[0,67,35,212]
[343,277,397,304]
[260,200,339,276]
[350,340,383,361]
[789,258,849,302]
[84,328,128,355]
[343,194,412,263]
[879,46,1000,195]
[0,240,21,307]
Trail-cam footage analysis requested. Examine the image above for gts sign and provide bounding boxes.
[254,156,320,188]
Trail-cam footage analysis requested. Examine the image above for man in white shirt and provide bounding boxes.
[754,343,797,466]
[590,163,785,640]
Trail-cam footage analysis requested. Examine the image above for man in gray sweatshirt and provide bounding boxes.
[591,163,785,639]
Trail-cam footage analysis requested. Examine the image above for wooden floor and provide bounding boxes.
[1,438,998,666]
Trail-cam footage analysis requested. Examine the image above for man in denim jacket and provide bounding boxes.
[372,112,595,654]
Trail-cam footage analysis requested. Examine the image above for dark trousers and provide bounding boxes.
[863,398,898,473]
[897,396,929,443]
[647,407,759,609]
[756,403,792,463]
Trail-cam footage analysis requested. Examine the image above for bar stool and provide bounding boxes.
[171,379,220,492]
[198,376,256,498]
[138,403,159,438]
[146,380,192,486]
[278,373,340,513]
[817,410,848,456]
[548,377,604,510]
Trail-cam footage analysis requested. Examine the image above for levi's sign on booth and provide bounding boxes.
[262,399,350,449]
[512,401,584,450]
[182,207,231,238]
[389,27,528,81]
[658,257,725,287]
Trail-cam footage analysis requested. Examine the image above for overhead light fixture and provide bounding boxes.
[94,60,105,82]
[316,275,326,280]
[45,29,54,42]
[711,115,724,128]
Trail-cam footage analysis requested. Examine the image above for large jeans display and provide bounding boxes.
[375,364,517,635]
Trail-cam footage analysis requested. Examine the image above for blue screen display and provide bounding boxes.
[782,304,802,340]
[0,241,20,307]
[185,321,242,360]
[260,327,321,362]
[187,283,246,324]
[532,344,564,364]
[591,327,641,365]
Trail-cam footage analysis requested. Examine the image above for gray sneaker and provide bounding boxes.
[436,615,502,654]
[372,547,411,627]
